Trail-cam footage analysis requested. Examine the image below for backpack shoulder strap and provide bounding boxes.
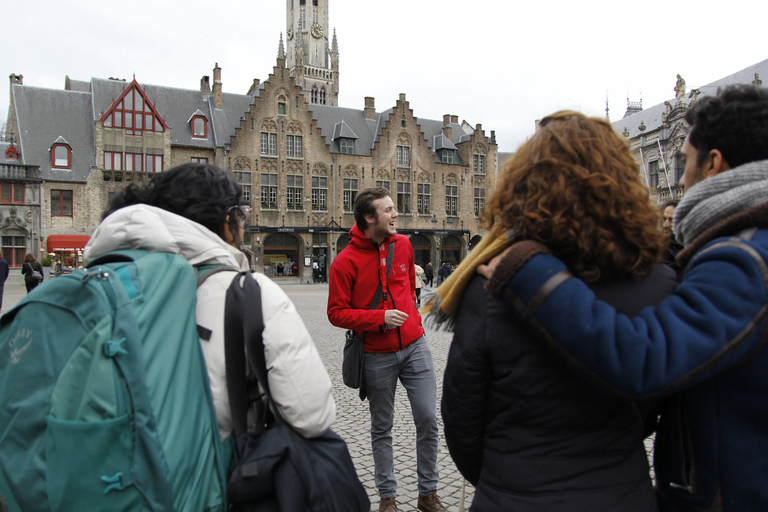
[224,271,280,438]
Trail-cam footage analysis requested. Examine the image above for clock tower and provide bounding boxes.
[285,0,339,106]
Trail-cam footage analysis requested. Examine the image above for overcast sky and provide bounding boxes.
[3,0,766,153]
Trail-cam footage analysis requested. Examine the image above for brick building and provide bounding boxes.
[3,0,498,278]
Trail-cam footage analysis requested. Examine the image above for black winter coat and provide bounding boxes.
[443,264,677,512]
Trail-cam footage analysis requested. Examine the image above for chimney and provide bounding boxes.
[247,78,261,96]
[399,93,406,102]
[442,114,452,141]
[201,75,211,98]
[364,97,375,119]
[213,63,223,109]
[9,74,23,86]
[451,115,458,124]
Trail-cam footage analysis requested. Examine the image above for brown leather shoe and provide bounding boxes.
[417,491,447,512]
[379,496,398,512]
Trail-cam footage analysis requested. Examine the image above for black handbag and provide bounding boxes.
[341,242,394,400]
[224,271,370,512]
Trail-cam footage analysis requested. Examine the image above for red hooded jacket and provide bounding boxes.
[328,224,424,353]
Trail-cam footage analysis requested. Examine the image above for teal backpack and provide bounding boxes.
[0,250,228,512]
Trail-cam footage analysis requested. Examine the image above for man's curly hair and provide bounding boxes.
[482,111,665,282]
[685,84,768,168]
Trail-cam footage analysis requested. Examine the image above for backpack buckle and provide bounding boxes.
[103,337,128,358]
[100,471,132,494]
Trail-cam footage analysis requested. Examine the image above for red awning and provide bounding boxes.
[47,235,91,252]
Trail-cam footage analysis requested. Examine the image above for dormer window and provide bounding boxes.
[333,119,358,155]
[5,145,18,160]
[51,140,72,169]
[441,149,454,164]
[339,138,355,154]
[191,114,208,138]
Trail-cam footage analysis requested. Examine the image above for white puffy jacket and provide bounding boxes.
[83,204,336,439]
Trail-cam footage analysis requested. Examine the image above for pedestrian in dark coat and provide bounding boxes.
[426,111,676,511]
[423,263,434,287]
[21,254,43,294]
[0,255,8,311]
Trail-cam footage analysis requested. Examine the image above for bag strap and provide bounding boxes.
[368,241,395,310]
[224,271,285,439]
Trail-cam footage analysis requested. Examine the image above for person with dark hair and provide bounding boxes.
[85,163,335,440]
[327,187,446,512]
[0,254,8,311]
[438,262,452,284]
[424,111,676,511]
[423,262,433,287]
[20,254,43,293]
[479,85,768,510]
[661,200,683,276]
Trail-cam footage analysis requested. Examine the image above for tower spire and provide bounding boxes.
[278,32,286,60]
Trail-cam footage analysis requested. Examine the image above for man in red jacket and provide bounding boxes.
[328,188,445,512]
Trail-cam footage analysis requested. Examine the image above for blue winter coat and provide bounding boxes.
[488,205,768,511]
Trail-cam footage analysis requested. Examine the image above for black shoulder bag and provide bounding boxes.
[342,241,394,401]
[224,271,370,512]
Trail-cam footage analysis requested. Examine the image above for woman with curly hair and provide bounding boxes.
[425,111,677,511]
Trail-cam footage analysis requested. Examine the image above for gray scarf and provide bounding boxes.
[674,159,768,246]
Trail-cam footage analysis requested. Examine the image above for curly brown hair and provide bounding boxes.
[482,111,665,281]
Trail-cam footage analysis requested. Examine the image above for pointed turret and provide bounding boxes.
[278,33,286,60]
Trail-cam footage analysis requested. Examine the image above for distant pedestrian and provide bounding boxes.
[0,255,8,311]
[438,262,452,284]
[21,254,43,294]
[414,264,425,307]
[424,262,434,287]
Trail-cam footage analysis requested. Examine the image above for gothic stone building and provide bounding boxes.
[612,58,768,205]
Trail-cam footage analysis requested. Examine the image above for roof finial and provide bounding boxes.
[278,33,286,60]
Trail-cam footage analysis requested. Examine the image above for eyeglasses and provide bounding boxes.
[227,204,251,220]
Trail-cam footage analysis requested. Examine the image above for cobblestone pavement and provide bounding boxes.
[1,277,473,511]
[281,283,474,512]
[1,276,655,511]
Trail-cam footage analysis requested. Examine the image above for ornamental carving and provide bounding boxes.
[261,119,278,132]
[312,163,328,176]
[233,156,252,170]
[287,121,303,134]
[342,165,358,178]
[417,171,431,183]
[261,160,278,173]
[396,169,409,181]
[311,211,328,224]
[445,173,459,185]
[375,168,391,180]
[397,133,411,145]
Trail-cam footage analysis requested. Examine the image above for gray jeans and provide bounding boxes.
[364,336,439,497]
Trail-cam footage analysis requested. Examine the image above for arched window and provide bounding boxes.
[51,142,71,169]
[191,115,207,138]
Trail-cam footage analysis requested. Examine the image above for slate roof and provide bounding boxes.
[90,78,253,148]
[11,84,96,181]
[613,58,768,139]
[308,102,481,164]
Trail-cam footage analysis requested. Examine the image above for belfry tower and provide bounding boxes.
[285,0,339,106]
